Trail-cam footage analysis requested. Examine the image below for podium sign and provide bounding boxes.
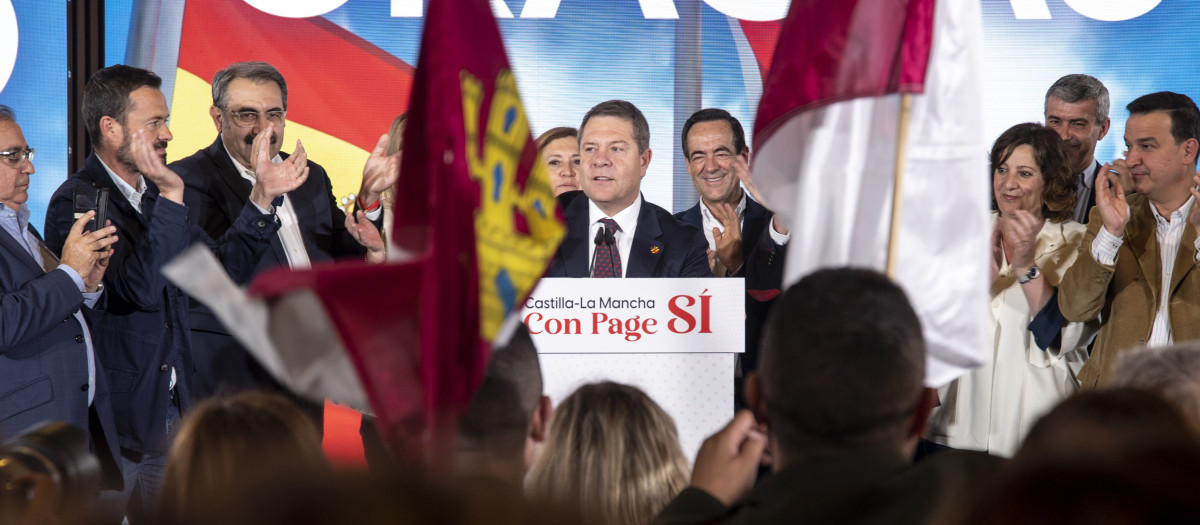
[523,278,744,352]
[524,278,744,461]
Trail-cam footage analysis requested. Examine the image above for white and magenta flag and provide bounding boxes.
[752,0,989,387]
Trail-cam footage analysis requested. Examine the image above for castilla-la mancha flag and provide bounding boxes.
[752,0,989,387]
[247,0,564,456]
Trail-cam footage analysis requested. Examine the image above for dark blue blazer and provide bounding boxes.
[547,191,712,278]
[676,198,787,371]
[169,137,369,398]
[0,223,122,487]
[44,152,278,454]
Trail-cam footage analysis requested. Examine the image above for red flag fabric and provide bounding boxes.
[754,0,934,148]
[248,0,564,460]
[749,0,990,387]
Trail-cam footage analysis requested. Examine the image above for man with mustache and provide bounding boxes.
[1044,74,1124,224]
[168,62,394,419]
[1060,91,1200,387]
[44,65,305,523]
[675,108,787,378]
[547,99,710,278]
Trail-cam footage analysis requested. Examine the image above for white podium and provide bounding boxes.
[522,278,744,461]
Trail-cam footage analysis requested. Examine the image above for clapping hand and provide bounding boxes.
[130,129,184,204]
[357,133,401,208]
[248,123,310,210]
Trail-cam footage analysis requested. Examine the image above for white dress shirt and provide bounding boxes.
[1091,196,1200,347]
[587,194,641,277]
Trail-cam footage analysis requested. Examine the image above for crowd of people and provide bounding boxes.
[3,62,1200,524]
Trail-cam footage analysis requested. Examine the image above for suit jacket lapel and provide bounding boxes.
[0,223,44,274]
[1128,199,1162,305]
[208,137,253,206]
[28,227,60,274]
[1170,214,1198,296]
[627,199,663,277]
[80,153,149,230]
[743,198,770,260]
[559,194,591,277]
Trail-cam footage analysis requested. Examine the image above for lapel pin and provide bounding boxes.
[650,245,661,255]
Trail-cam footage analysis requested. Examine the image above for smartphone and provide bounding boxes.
[73,187,109,233]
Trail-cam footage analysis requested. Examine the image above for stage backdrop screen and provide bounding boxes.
[0,0,66,230]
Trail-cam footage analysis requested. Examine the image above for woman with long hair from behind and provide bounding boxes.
[527,381,690,525]
[158,390,328,524]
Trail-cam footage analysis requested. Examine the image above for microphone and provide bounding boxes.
[604,226,616,246]
[589,225,607,277]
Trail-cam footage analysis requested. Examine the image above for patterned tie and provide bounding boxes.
[592,218,622,278]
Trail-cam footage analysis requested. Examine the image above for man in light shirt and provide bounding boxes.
[674,108,788,375]
[546,99,710,278]
[45,65,305,523]
[1060,91,1200,388]
[169,61,394,420]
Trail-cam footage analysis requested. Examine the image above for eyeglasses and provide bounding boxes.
[0,147,34,167]
[224,109,286,128]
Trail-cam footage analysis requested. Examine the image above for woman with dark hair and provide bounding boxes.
[927,122,1098,457]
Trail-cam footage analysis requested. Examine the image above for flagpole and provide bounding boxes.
[885,93,913,278]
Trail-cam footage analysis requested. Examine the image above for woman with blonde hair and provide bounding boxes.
[527,381,689,525]
[536,126,580,196]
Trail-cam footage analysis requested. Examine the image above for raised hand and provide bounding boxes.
[998,209,1041,272]
[1094,162,1130,237]
[733,155,788,235]
[60,212,118,293]
[345,210,386,263]
[710,202,743,276]
[1111,157,1134,196]
[131,129,184,203]
[249,123,310,210]
[357,133,401,208]
[690,410,767,507]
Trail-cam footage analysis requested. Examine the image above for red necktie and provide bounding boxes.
[592,218,622,278]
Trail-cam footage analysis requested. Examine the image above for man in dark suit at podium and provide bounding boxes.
[547,100,710,278]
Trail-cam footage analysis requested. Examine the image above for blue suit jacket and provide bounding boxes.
[0,224,122,487]
[547,191,712,278]
[169,137,369,398]
[676,198,786,371]
[44,153,278,454]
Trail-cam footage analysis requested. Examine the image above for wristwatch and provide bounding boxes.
[1017,265,1040,284]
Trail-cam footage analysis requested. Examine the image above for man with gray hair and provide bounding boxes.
[1111,342,1200,427]
[1044,73,1112,223]
[170,61,396,405]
